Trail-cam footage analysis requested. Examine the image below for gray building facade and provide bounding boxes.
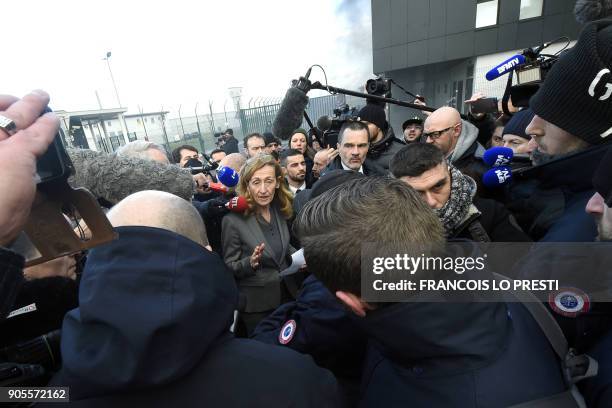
[371,0,582,134]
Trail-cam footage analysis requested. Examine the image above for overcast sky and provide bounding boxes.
[5,0,372,116]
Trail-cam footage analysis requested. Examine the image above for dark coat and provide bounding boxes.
[507,145,608,241]
[356,301,567,407]
[221,136,239,154]
[222,206,295,313]
[43,226,342,407]
[367,127,405,171]
[254,275,568,407]
[0,247,25,320]
[322,156,386,177]
[253,274,366,378]
[452,197,531,242]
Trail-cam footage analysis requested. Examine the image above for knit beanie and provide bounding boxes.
[593,145,612,205]
[529,19,612,145]
[502,109,535,140]
[358,103,387,132]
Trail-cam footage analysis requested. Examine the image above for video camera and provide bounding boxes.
[184,153,219,177]
[365,76,392,99]
[315,103,359,149]
[0,330,61,386]
[486,38,568,111]
[2,108,116,386]
[10,108,115,267]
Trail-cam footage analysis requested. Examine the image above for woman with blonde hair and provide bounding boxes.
[221,154,295,336]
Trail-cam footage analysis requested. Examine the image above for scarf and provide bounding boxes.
[434,164,478,236]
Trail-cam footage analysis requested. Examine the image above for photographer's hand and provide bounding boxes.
[193,173,212,194]
[325,147,338,162]
[0,90,59,246]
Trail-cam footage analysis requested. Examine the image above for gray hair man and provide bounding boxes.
[116,140,169,164]
[321,121,385,176]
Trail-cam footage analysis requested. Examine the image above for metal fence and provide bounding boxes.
[238,93,365,139]
[61,91,368,156]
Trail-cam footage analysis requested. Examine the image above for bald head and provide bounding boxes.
[220,153,246,172]
[108,190,209,247]
[425,107,461,129]
[423,107,463,156]
[312,150,331,179]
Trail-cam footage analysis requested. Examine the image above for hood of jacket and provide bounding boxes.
[449,120,482,163]
[58,226,238,399]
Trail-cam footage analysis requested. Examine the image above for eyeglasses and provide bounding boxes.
[423,124,457,140]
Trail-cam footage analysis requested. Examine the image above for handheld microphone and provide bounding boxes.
[483,146,514,167]
[205,182,229,194]
[217,166,239,188]
[482,166,513,188]
[486,54,526,81]
[225,196,248,213]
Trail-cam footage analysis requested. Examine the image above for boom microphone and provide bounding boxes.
[272,87,309,140]
[225,196,248,213]
[482,166,513,188]
[316,115,331,131]
[67,149,195,205]
[483,146,514,167]
[486,54,526,81]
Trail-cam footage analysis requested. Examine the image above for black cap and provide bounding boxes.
[502,109,535,140]
[402,116,423,131]
[358,104,387,132]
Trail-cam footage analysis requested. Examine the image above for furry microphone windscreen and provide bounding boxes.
[272,87,309,141]
[575,0,612,24]
[67,148,195,205]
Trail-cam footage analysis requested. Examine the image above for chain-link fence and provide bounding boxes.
[238,93,365,139]
[60,92,368,156]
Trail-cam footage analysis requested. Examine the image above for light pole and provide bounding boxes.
[178,104,185,139]
[103,51,122,108]
[195,102,204,152]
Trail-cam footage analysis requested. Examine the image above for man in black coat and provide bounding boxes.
[390,143,530,242]
[322,121,385,177]
[221,128,240,154]
[505,19,612,242]
[357,103,405,171]
[44,190,343,407]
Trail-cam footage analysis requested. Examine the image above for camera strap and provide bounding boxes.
[501,70,514,116]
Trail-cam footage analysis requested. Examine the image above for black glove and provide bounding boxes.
[193,197,229,220]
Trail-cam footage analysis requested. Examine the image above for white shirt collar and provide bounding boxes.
[341,160,364,174]
[288,180,306,195]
